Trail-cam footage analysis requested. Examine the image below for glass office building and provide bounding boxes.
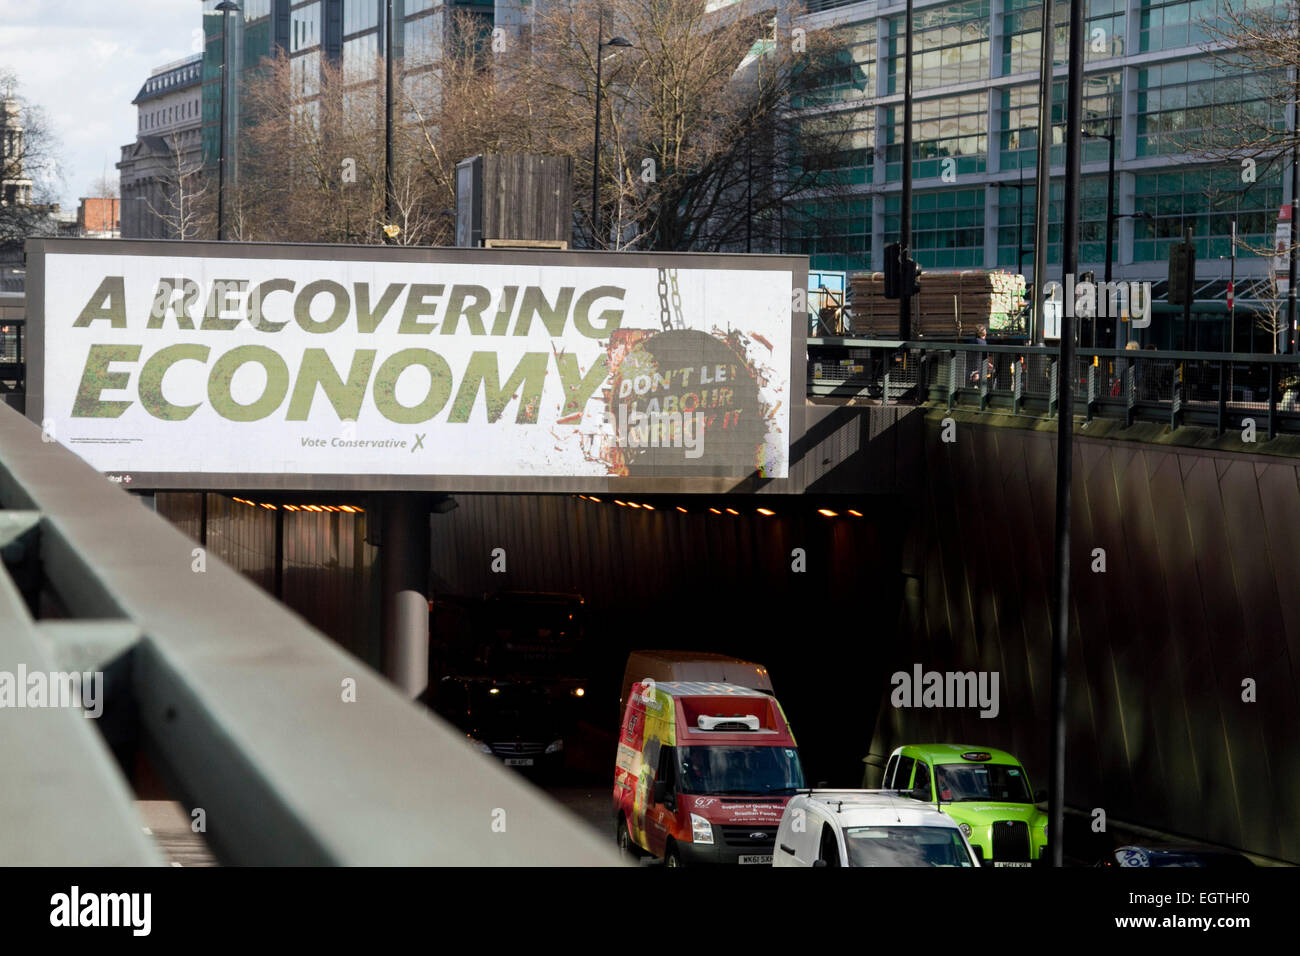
[789,0,1289,313]
[200,1,493,173]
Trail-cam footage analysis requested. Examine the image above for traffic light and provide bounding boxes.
[884,242,922,299]
[904,256,921,297]
[1168,241,1195,305]
[884,242,902,299]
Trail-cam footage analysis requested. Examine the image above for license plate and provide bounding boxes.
[739,855,772,865]
[504,758,534,767]
[991,861,1032,867]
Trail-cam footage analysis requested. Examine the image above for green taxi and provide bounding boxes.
[877,744,1047,866]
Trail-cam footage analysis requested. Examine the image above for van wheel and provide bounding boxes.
[664,843,684,868]
[615,818,641,860]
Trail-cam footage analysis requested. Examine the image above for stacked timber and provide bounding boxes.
[848,270,1026,339]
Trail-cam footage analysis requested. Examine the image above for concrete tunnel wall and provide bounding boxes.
[869,412,1300,863]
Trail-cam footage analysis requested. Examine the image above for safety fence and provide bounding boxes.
[809,338,1300,439]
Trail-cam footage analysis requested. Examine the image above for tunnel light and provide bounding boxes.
[627,502,641,509]
[676,506,687,513]
[489,687,501,695]
[818,509,838,517]
[847,509,863,517]
[588,496,601,503]
[614,500,627,506]
[724,508,739,516]
[641,503,654,511]
[757,508,775,516]
[709,507,721,515]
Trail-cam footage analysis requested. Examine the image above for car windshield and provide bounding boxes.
[844,827,975,867]
[934,762,1032,803]
[675,746,804,795]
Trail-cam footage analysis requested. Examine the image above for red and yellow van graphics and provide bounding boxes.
[613,680,804,865]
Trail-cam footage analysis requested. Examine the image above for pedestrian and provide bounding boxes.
[969,324,994,387]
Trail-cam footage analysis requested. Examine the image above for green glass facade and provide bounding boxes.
[790,0,1291,290]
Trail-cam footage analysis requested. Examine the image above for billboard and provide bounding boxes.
[28,240,804,491]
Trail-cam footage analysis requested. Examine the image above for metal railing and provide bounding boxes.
[0,401,619,865]
[809,338,1300,439]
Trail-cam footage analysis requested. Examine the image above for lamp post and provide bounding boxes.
[1107,211,1153,346]
[899,0,914,340]
[215,1,241,241]
[384,0,395,240]
[1082,119,1115,348]
[591,17,632,249]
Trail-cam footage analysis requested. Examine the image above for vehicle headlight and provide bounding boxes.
[545,739,564,754]
[959,823,972,837]
[690,813,714,845]
[467,737,493,755]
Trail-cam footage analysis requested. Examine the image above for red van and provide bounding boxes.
[613,680,804,866]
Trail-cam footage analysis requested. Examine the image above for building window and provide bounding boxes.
[402,70,439,113]
[292,50,322,97]
[791,19,875,108]
[1132,165,1282,262]
[803,110,874,188]
[999,73,1119,171]
[886,0,989,93]
[344,33,380,85]
[885,92,987,182]
[404,13,441,68]
[995,177,1108,266]
[292,1,322,53]
[1139,0,1224,53]
[1003,0,1126,75]
[788,198,871,272]
[885,187,986,269]
[1135,60,1280,158]
[344,0,381,36]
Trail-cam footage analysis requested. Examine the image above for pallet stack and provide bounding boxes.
[848,270,1026,338]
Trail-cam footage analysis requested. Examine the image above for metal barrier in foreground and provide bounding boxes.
[809,338,1300,440]
[0,401,620,866]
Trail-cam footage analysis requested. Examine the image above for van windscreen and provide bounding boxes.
[676,746,804,795]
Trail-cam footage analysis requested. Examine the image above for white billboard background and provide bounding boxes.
[41,253,793,479]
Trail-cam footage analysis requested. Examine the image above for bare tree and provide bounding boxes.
[1184,2,1296,170]
[0,68,63,256]
[144,131,212,241]
[519,0,854,251]
[224,4,849,252]
[88,173,119,199]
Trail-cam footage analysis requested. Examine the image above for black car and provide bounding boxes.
[418,675,581,780]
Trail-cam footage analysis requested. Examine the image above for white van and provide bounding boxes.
[772,791,980,867]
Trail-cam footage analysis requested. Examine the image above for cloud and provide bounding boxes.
[0,1,200,204]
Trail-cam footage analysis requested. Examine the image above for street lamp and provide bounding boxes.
[592,21,632,249]
[215,1,241,241]
[384,0,395,241]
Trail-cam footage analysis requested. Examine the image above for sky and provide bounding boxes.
[0,0,201,207]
